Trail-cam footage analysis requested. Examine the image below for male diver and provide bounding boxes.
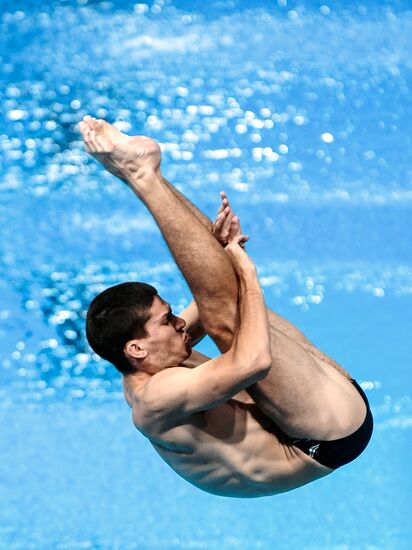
[80,116,373,498]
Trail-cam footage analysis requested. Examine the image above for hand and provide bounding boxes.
[212,191,246,248]
[225,234,254,275]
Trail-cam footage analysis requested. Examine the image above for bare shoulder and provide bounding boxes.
[123,349,209,411]
[129,366,191,430]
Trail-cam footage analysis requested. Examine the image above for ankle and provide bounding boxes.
[128,167,163,190]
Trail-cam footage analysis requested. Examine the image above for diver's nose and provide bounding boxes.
[176,316,186,330]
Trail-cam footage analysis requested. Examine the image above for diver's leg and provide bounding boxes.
[80,116,327,352]
[149,174,359,440]
[160,177,332,353]
[161,177,213,232]
[246,323,362,440]
[80,116,238,351]
[167,181,351,379]
[80,118,361,441]
[130,182,239,350]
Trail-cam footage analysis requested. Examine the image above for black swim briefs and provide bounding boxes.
[291,379,374,469]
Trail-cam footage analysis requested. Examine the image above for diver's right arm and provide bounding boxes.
[133,237,271,429]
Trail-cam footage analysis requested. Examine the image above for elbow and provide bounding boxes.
[256,356,272,378]
[251,353,272,381]
[228,348,271,382]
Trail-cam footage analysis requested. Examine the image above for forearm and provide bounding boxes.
[230,267,271,368]
[180,300,206,346]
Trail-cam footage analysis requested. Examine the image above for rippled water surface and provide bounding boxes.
[1,0,411,548]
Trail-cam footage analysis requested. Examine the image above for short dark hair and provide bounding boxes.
[86,282,158,374]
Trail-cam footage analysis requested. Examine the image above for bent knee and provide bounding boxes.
[200,300,237,324]
[307,380,368,440]
[203,323,235,354]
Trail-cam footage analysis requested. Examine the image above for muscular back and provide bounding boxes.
[132,391,333,498]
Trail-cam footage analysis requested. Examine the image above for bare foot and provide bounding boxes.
[79,116,161,184]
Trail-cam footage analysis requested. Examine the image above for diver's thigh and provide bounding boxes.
[247,325,366,440]
[266,307,314,347]
[266,307,351,379]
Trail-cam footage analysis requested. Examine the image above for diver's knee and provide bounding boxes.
[199,301,238,352]
[204,324,235,354]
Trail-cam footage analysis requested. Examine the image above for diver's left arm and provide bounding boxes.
[179,191,242,347]
[179,300,206,346]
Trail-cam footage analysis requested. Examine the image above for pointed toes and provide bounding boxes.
[87,117,99,131]
[79,121,89,134]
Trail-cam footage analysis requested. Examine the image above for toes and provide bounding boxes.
[88,129,99,151]
[81,116,98,147]
[93,132,106,152]
[94,120,107,150]
[80,117,113,153]
[79,121,94,152]
[82,115,102,134]
[86,116,99,131]
[79,121,89,135]
[82,115,94,128]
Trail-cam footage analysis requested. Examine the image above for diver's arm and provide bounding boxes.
[133,237,271,429]
[180,192,244,347]
[179,300,206,346]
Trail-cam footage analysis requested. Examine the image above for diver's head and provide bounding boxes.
[86,282,191,375]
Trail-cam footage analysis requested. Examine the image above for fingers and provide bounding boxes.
[217,201,225,215]
[214,205,230,227]
[228,216,239,244]
[216,191,233,227]
[218,192,242,234]
[217,192,229,215]
[228,215,240,238]
[213,209,227,229]
[220,191,230,210]
[221,208,234,235]
[230,215,239,231]
[217,190,230,211]
[234,234,249,246]
[214,192,249,248]
[226,233,249,250]
[228,217,249,248]
[220,190,228,202]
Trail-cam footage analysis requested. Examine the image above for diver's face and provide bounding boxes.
[141,296,192,371]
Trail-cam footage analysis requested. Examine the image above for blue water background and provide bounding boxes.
[0,0,411,548]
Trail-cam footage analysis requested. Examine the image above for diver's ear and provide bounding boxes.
[124,340,148,361]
